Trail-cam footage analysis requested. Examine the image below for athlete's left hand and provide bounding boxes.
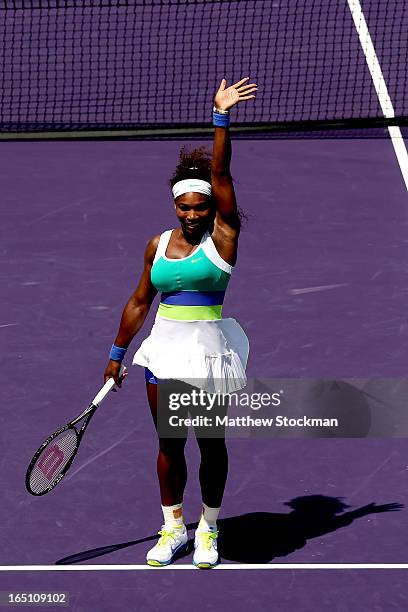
[214,77,258,112]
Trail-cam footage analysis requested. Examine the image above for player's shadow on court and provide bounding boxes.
[216,495,403,563]
[55,495,402,565]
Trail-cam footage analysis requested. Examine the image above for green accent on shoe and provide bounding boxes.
[146,526,187,567]
[196,531,218,550]
[147,560,164,567]
[156,528,180,546]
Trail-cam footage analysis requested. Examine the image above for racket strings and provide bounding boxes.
[28,428,78,494]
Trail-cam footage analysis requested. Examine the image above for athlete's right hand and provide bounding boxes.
[104,360,127,391]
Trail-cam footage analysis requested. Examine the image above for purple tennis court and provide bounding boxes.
[1,0,408,610]
[1,137,408,609]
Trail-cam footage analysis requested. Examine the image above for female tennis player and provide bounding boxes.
[104,77,257,568]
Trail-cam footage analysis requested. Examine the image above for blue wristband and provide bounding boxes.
[110,344,127,362]
[213,111,230,128]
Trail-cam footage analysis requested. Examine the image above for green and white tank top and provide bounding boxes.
[150,229,233,321]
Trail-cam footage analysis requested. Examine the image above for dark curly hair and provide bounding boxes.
[169,145,247,227]
[169,145,212,187]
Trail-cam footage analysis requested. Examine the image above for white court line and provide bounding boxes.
[346,0,408,191]
[0,564,407,571]
[289,284,349,296]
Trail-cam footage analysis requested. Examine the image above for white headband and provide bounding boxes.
[172,179,212,200]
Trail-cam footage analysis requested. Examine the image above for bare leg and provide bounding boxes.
[193,394,229,508]
[195,437,228,507]
[146,381,188,505]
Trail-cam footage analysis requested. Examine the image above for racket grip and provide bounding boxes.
[92,365,127,406]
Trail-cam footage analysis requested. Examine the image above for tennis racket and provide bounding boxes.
[25,365,127,496]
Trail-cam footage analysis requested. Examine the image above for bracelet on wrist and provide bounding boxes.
[109,344,127,363]
[213,105,230,114]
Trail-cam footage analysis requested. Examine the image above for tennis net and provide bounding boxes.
[0,0,407,138]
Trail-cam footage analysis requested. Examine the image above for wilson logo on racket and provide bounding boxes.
[37,445,65,480]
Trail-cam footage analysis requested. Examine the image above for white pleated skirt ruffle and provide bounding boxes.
[132,315,249,394]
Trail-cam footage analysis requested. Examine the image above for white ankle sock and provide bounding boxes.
[161,503,184,528]
[198,503,220,530]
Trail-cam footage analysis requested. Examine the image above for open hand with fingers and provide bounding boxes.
[214,77,258,112]
[365,502,404,513]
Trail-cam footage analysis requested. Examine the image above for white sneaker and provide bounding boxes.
[193,525,219,569]
[146,524,188,567]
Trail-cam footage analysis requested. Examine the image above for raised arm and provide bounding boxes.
[212,123,236,225]
[211,78,257,259]
[104,235,159,387]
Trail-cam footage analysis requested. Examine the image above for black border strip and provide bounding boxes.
[0,118,407,141]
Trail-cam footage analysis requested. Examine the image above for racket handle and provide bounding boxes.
[92,365,127,406]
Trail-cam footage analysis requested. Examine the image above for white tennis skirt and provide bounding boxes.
[132,315,249,394]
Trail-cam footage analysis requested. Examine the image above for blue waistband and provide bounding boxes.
[144,367,158,384]
[160,290,226,306]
